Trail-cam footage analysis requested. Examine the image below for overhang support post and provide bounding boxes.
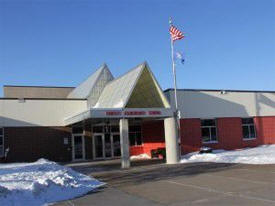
[164,117,180,164]
[119,118,130,168]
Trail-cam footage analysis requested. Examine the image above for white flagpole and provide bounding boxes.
[169,18,179,117]
[169,17,181,158]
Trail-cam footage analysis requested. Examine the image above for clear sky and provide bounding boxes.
[0,0,275,97]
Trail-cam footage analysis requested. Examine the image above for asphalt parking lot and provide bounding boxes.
[55,160,275,206]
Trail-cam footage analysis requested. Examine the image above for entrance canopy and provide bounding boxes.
[64,62,173,126]
[64,108,173,125]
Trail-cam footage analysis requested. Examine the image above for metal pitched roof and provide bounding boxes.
[67,64,113,99]
[93,62,145,108]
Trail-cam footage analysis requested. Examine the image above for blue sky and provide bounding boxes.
[0,0,274,97]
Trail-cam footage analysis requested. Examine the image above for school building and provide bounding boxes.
[0,62,275,167]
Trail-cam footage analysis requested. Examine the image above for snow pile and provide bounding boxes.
[181,144,275,164]
[130,153,151,160]
[0,159,105,206]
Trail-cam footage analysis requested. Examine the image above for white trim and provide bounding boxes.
[243,138,257,141]
[242,118,257,140]
[203,141,218,144]
[201,119,218,143]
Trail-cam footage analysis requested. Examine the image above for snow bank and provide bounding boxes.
[0,159,105,206]
[181,144,275,164]
[130,153,151,160]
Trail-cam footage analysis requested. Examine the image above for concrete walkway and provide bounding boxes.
[55,160,275,206]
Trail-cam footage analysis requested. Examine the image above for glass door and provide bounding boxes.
[94,134,104,159]
[112,134,121,157]
[104,133,112,158]
[93,131,121,159]
[73,135,84,160]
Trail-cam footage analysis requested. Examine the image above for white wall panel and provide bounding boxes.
[167,90,275,118]
[0,99,87,127]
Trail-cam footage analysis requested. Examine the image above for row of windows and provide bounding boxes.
[0,128,4,157]
[72,125,143,146]
[201,118,256,143]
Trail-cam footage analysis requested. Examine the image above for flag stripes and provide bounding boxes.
[169,25,184,41]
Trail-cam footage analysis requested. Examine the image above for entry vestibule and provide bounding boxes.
[71,120,143,162]
[93,132,121,160]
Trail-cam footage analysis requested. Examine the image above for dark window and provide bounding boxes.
[129,125,141,132]
[201,119,218,143]
[111,126,119,133]
[93,126,103,133]
[129,125,142,146]
[0,128,2,136]
[201,119,216,127]
[129,133,136,146]
[242,118,256,139]
[72,126,83,134]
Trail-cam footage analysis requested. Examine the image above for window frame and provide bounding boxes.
[201,119,218,144]
[0,128,4,157]
[129,125,143,146]
[242,118,257,140]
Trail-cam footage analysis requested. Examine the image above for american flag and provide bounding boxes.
[169,25,184,41]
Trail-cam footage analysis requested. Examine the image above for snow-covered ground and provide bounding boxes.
[130,153,150,160]
[0,159,105,206]
[181,144,275,164]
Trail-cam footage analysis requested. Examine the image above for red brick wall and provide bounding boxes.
[180,116,275,154]
[180,119,202,154]
[201,117,275,151]
[136,120,165,157]
[204,118,243,150]
[255,116,275,144]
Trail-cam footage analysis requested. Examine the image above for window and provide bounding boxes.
[129,125,142,146]
[111,126,119,133]
[72,126,83,134]
[242,118,256,139]
[201,119,217,143]
[0,128,3,157]
[92,126,103,133]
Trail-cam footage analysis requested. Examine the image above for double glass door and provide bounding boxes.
[93,133,121,159]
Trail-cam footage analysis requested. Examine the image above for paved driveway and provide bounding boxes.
[55,160,275,206]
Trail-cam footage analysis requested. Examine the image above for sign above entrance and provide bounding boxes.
[64,108,174,126]
[106,110,161,116]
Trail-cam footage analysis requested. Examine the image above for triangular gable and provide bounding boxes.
[93,63,144,108]
[125,63,170,108]
[67,64,114,100]
[93,62,170,109]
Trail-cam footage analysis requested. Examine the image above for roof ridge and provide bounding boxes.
[3,85,75,88]
[163,88,275,93]
[71,63,108,89]
[103,62,146,87]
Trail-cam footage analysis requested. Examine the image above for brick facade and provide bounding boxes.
[180,119,202,154]
[133,116,275,157]
[3,127,72,162]
[179,116,275,153]
[132,120,165,157]
[205,118,243,150]
[2,116,275,162]
[255,116,275,144]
